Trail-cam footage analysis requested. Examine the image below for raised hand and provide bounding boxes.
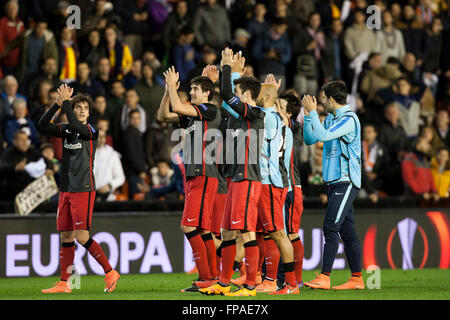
[231,51,246,75]
[202,65,219,83]
[302,95,317,113]
[164,66,180,88]
[220,47,234,68]
[264,74,282,91]
[56,84,73,106]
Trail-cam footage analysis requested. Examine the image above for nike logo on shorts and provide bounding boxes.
[75,222,83,225]
[187,218,196,222]
[232,221,240,225]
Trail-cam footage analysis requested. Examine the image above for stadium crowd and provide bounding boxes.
[0,0,449,204]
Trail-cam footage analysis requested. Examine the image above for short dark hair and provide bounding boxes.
[279,92,301,120]
[190,76,215,101]
[179,25,194,37]
[233,77,261,101]
[71,93,94,113]
[128,109,140,119]
[321,80,348,105]
[13,130,27,140]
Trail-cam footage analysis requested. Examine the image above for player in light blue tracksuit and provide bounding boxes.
[302,81,364,289]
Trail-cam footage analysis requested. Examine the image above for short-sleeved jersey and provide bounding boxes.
[179,103,221,180]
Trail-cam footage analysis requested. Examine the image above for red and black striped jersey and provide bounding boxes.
[221,65,265,183]
[38,102,98,192]
[178,103,221,180]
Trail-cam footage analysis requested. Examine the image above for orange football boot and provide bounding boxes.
[268,284,299,295]
[41,281,72,293]
[304,272,331,290]
[332,276,365,290]
[256,279,278,293]
[104,269,120,293]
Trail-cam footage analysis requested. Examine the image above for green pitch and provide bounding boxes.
[1,269,449,300]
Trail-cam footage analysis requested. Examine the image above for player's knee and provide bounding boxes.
[75,233,90,245]
[60,231,75,243]
[181,225,196,234]
[269,230,286,242]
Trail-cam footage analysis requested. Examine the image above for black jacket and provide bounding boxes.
[0,146,42,201]
[122,125,147,177]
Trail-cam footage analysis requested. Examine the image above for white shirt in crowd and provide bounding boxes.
[94,144,126,201]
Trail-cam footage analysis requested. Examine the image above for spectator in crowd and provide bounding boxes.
[26,57,61,103]
[4,98,40,148]
[72,61,104,97]
[431,146,450,198]
[416,0,436,27]
[115,0,148,59]
[31,87,57,129]
[360,61,403,104]
[171,25,198,87]
[343,9,377,61]
[419,125,443,157]
[361,123,390,201]
[138,151,185,200]
[401,52,422,85]
[82,0,121,37]
[0,19,59,88]
[192,0,231,51]
[433,109,450,146]
[124,59,142,90]
[378,103,408,195]
[58,26,78,84]
[95,56,113,95]
[104,25,133,80]
[133,63,164,126]
[292,12,325,96]
[40,142,61,187]
[144,119,175,170]
[402,136,440,200]
[252,17,292,92]
[114,88,146,146]
[272,0,302,39]
[89,95,108,125]
[185,45,217,84]
[0,0,25,77]
[288,0,316,26]
[96,116,114,146]
[228,28,251,63]
[162,0,191,49]
[1,74,26,117]
[121,109,147,199]
[246,2,270,40]
[80,29,107,77]
[93,129,125,201]
[106,80,126,120]
[396,4,427,65]
[386,77,422,139]
[376,10,406,64]
[423,17,444,96]
[149,159,173,187]
[29,79,53,123]
[0,130,45,201]
[323,19,346,83]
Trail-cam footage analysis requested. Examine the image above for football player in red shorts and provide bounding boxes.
[200,48,265,297]
[157,66,221,292]
[277,92,305,288]
[38,84,120,293]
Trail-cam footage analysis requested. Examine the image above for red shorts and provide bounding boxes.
[257,185,288,232]
[181,176,218,230]
[211,193,227,235]
[222,180,261,231]
[57,191,96,231]
[285,186,304,233]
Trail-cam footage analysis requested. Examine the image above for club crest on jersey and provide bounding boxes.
[64,130,82,150]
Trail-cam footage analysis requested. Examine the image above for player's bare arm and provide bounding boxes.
[164,66,198,117]
[157,81,180,124]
